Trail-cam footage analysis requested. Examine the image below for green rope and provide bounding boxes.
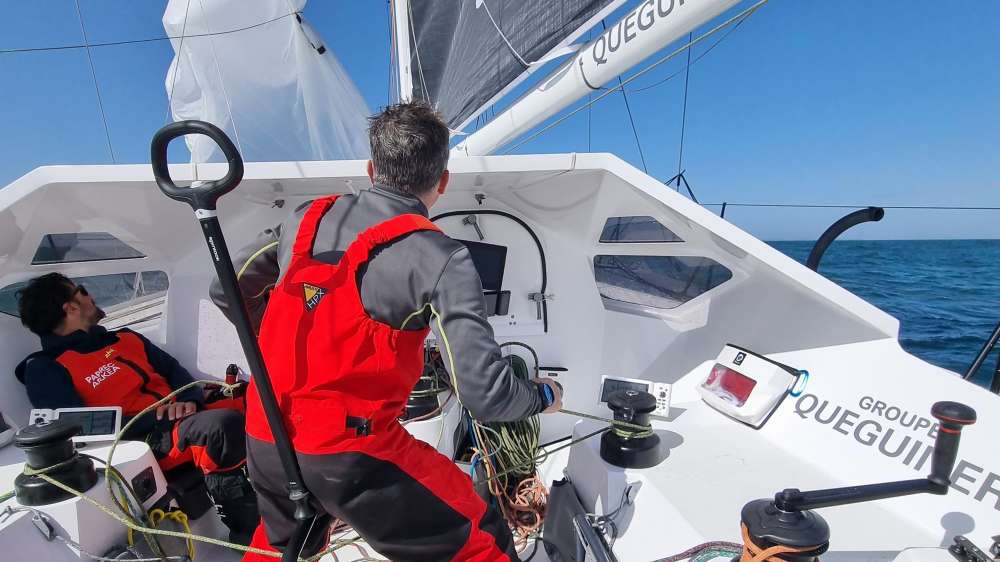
[558,408,655,439]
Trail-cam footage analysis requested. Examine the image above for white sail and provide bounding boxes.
[163,0,370,163]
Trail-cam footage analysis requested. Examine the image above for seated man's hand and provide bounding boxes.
[156,401,197,421]
[535,378,563,414]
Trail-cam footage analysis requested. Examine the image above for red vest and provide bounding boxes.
[56,331,174,416]
[248,196,441,454]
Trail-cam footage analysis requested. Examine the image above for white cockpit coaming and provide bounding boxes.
[1,153,996,561]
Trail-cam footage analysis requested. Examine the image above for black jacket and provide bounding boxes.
[15,326,203,437]
[210,185,544,422]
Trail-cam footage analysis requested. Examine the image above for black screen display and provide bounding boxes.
[458,239,507,292]
[600,378,649,403]
[58,410,117,436]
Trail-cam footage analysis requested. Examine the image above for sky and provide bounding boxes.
[0,1,997,241]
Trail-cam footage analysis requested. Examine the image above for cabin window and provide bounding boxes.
[32,232,145,265]
[593,255,731,310]
[0,271,168,329]
[599,216,682,243]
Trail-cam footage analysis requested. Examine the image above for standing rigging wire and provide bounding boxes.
[588,28,593,152]
[502,0,768,154]
[406,0,430,103]
[676,31,693,184]
[0,12,300,55]
[628,15,750,95]
[195,0,246,159]
[387,0,396,104]
[601,20,648,173]
[164,0,194,125]
[72,0,116,164]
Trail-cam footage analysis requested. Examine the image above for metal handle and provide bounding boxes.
[150,120,244,211]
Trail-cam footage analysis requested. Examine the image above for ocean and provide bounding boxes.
[770,240,1000,389]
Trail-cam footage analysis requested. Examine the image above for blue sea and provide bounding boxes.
[769,240,1000,389]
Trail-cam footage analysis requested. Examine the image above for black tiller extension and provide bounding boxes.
[150,120,315,562]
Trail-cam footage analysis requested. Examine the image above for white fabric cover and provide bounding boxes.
[163,0,370,163]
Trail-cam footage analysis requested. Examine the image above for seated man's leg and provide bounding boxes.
[159,409,260,545]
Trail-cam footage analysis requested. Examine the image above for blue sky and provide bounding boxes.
[0,1,997,240]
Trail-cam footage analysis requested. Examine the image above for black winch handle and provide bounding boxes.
[150,120,244,212]
[928,401,977,489]
[151,121,314,562]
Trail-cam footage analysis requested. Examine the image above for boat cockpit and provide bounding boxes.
[1,153,997,561]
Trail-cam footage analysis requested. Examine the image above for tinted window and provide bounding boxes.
[594,255,731,309]
[32,233,144,265]
[0,271,168,318]
[599,216,682,243]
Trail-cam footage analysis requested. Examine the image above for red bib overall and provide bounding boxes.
[56,331,172,417]
[245,196,514,562]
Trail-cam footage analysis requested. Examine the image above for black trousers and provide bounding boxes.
[148,408,248,474]
[244,434,517,562]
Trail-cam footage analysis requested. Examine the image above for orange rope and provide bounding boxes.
[740,522,820,562]
[505,474,548,550]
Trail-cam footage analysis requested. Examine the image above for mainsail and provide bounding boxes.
[400,0,625,130]
[164,0,370,163]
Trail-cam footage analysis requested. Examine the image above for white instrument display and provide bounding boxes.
[599,375,672,418]
[28,406,123,443]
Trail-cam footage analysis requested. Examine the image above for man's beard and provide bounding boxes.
[92,307,107,324]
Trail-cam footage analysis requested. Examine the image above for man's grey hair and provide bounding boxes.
[368,101,450,196]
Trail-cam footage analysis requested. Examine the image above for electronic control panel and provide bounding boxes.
[599,375,671,418]
[28,407,122,443]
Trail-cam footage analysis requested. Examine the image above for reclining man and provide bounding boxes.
[212,101,563,561]
[14,273,259,544]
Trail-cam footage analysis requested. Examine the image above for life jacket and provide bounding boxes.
[247,195,441,454]
[54,330,174,417]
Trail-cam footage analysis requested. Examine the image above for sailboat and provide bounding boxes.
[0,1,997,561]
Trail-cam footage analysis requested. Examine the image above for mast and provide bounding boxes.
[453,0,740,156]
[392,0,414,102]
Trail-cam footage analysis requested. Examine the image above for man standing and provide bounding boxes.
[15,273,259,545]
[213,101,562,561]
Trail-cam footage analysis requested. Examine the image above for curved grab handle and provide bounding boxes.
[150,120,244,212]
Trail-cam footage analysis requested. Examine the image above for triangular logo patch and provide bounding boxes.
[303,284,327,311]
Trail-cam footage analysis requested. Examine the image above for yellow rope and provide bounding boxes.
[13,378,365,561]
[37,472,363,561]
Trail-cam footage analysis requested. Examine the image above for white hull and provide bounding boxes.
[1,153,997,561]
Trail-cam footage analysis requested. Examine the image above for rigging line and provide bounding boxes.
[630,15,749,94]
[73,0,115,163]
[503,0,768,154]
[0,12,298,54]
[388,0,396,104]
[602,20,647,172]
[676,31,693,180]
[164,0,194,124]
[588,30,593,152]
[196,0,245,158]
[701,203,1000,210]
[480,0,530,68]
[406,0,430,102]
